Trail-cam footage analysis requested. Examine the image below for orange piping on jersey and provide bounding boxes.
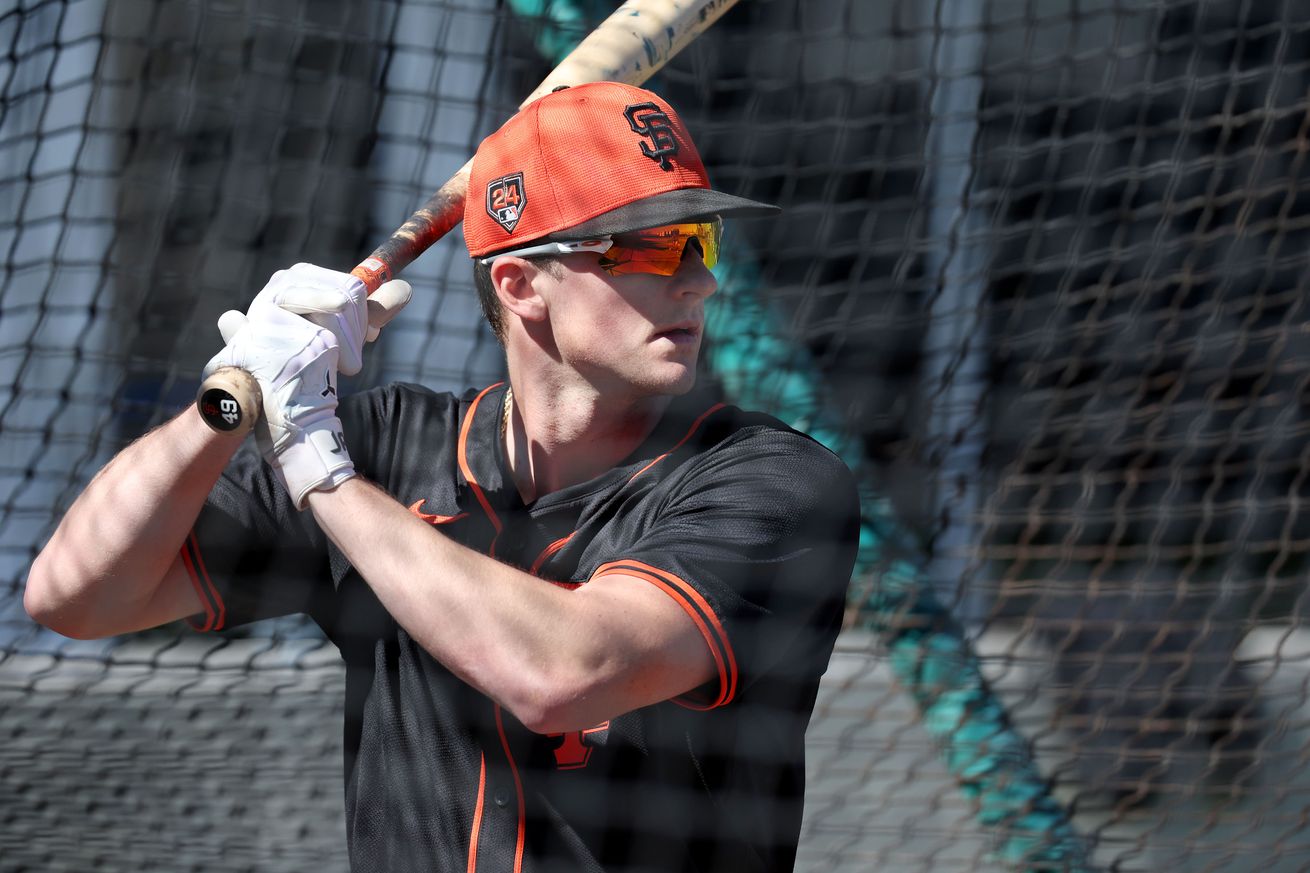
[466,751,486,873]
[529,533,576,575]
[408,500,470,526]
[494,704,527,873]
[178,545,213,631]
[628,402,725,481]
[189,534,225,630]
[180,533,225,632]
[457,384,505,552]
[548,580,584,590]
[593,560,738,708]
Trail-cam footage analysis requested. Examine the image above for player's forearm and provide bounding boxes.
[25,407,244,638]
[307,477,663,732]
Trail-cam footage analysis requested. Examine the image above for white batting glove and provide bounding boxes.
[204,264,411,509]
[249,263,412,375]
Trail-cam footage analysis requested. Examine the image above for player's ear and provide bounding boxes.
[489,257,547,324]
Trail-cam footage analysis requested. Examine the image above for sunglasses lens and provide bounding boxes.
[695,222,721,269]
[597,222,721,276]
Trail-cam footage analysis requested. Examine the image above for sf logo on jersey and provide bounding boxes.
[623,102,679,171]
[486,173,526,233]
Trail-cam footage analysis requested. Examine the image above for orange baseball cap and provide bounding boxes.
[464,81,777,259]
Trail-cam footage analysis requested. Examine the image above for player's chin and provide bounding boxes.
[636,359,698,396]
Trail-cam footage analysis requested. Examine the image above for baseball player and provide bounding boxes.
[26,82,860,872]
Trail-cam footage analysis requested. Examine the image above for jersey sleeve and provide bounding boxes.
[184,436,334,632]
[594,428,860,709]
[184,384,407,632]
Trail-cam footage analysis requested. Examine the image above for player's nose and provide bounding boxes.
[672,240,717,299]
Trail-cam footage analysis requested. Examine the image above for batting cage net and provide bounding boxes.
[3,0,1309,870]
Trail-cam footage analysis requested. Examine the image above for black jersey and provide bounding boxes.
[184,380,859,873]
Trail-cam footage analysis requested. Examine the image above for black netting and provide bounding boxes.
[5,1,1310,870]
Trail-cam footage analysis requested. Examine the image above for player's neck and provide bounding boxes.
[502,375,669,503]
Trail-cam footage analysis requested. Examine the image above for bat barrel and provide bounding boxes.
[527,0,743,102]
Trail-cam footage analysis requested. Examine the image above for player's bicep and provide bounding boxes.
[612,432,860,696]
[575,569,721,710]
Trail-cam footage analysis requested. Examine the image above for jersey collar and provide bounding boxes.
[459,379,729,515]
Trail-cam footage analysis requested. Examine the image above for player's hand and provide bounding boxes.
[201,265,409,509]
[249,262,412,375]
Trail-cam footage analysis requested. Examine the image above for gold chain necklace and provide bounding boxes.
[501,385,513,439]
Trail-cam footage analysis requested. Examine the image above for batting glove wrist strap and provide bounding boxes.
[273,417,356,510]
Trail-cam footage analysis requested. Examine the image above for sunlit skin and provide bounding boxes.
[491,239,718,501]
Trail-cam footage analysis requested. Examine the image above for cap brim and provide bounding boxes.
[547,188,779,241]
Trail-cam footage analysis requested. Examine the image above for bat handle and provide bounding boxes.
[196,366,263,435]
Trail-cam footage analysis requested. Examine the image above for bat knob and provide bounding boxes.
[196,367,263,434]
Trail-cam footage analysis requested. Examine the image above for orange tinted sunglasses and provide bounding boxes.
[480,220,722,277]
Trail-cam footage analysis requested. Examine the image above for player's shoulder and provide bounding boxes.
[673,393,857,498]
[654,400,860,538]
[706,403,848,471]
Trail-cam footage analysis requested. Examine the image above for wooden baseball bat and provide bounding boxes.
[196,0,744,434]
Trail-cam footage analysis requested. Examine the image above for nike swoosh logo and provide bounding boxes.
[408,500,469,526]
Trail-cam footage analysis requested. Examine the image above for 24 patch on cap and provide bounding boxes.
[486,172,526,233]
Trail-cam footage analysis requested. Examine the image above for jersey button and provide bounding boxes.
[493,792,509,808]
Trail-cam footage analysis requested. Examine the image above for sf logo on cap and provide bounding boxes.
[623,103,679,171]
[486,172,526,233]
